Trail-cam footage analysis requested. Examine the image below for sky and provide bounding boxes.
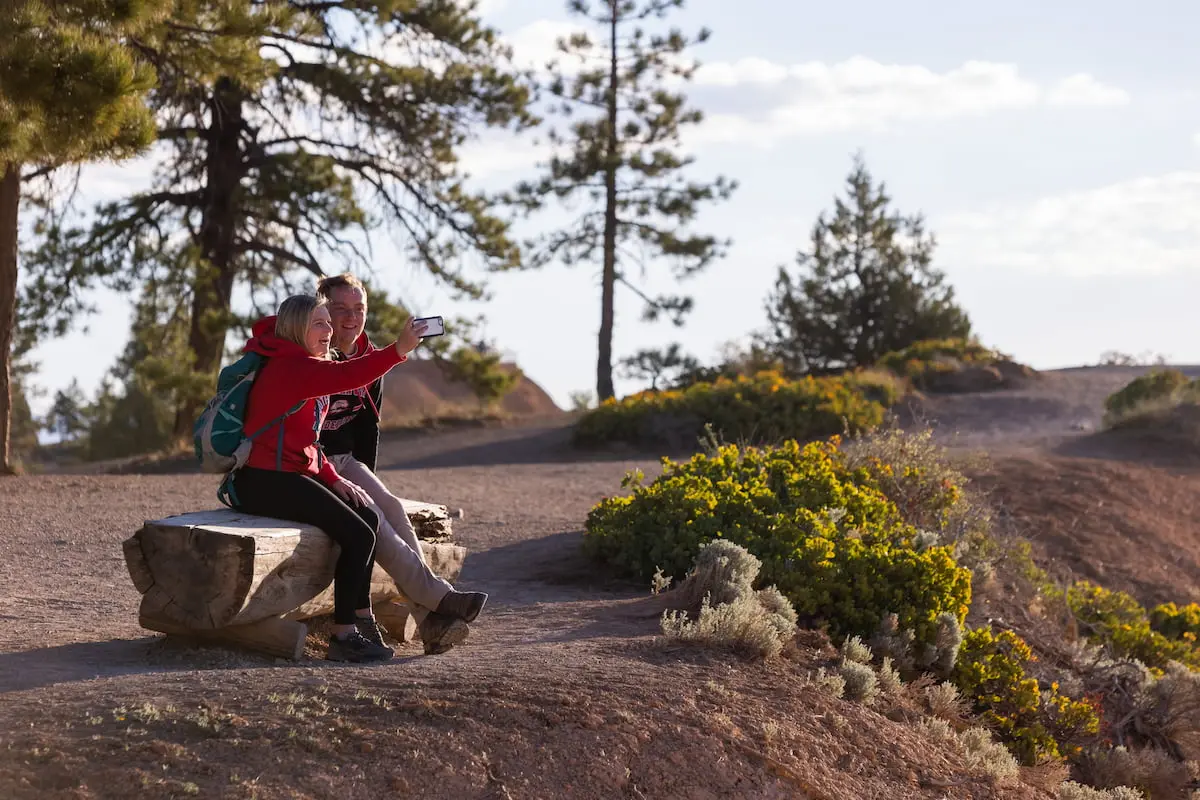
[22,0,1200,414]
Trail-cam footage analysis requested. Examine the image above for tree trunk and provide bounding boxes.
[0,163,20,475]
[173,77,246,437]
[596,3,619,402]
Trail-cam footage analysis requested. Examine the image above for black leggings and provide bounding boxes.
[232,467,380,625]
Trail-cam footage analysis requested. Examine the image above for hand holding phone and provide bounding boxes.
[411,315,445,338]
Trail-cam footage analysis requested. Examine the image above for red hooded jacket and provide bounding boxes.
[241,316,406,484]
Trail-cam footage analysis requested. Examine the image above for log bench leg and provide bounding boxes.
[140,612,308,661]
[374,601,418,644]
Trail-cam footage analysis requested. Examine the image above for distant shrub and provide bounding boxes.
[952,626,1102,766]
[584,438,973,651]
[1066,582,1200,671]
[1102,369,1193,426]
[875,337,1024,391]
[573,370,896,449]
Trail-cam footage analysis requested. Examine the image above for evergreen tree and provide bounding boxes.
[765,155,971,376]
[25,0,536,438]
[617,343,699,391]
[0,0,164,474]
[517,0,735,401]
[45,378,91,442]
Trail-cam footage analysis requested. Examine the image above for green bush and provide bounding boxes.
[583,438,972,649]
[952,626,1101,765]
[876,338,1012,387]
[1066,582,1200,671]
[572,370,897,449]
[1148,602,1200,644]
[1102,369,1191,425]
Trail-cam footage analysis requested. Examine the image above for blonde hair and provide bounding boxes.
[315,272,365,301]
[274,294,328,356]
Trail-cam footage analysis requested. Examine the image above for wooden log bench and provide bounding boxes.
[121,499,465,660]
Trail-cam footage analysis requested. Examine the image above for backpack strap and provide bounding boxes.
[220,401,306,508]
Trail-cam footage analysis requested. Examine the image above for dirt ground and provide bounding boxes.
[2,364,1197,799]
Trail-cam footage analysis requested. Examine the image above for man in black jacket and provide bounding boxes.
[316,273,487,652]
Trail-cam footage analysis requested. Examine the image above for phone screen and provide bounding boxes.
[413,316,445,337]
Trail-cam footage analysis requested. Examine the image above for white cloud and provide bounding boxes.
[499,20,1132,148]
[936,172,1200,277]
[1045,73,1131,107]
[686,57,1129,147]
[457,135,547,179]
[504,19,591,73]
[475,0,508,17]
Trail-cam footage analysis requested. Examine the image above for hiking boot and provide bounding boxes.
[418,611,470,655]
[327,630,393,663]
[355,617,396,657]
[436,590,488,623]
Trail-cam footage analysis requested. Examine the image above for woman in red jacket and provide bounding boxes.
[231,294,464,663]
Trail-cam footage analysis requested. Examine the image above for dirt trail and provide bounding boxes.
[1,364,1191,799]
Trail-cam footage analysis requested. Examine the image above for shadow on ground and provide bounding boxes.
[0,639,283,694]
[377,423,687,470]
[457,530,643,598]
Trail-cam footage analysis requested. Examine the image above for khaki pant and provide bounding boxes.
[330,453,452,622]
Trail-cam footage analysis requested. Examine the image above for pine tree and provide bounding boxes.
[765,155,971,376]
[517,0,735,401]
[25,0,536,438]
[0,0,164,474]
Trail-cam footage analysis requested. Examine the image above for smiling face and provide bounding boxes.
[305,306,334,358]
[327,285,367,353]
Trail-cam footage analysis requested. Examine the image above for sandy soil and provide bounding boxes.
[2,364,1196,799]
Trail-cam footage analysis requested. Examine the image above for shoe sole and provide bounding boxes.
[463,596,487,623]
[326,651,393,664]
[423,619,470,655]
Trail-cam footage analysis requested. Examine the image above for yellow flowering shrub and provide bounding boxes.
[583,438,972,649]
[1148,602,1200,643]
[573,370,896,448]
[953,627,1101,765]
[1066,582,1200,671]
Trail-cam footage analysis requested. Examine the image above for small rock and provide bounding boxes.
[452,508,465,519]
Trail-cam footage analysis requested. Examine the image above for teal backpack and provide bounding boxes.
[193,352,304,491]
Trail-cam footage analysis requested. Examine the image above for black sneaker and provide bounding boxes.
[327,630,393,663]
[355,616,396,657]
[418,612,470,655]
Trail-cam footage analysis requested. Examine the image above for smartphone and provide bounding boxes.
[412,315,445,338]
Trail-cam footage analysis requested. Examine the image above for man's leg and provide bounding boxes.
[333,454,427,565]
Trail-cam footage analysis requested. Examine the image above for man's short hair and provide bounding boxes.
[315,272,365,300]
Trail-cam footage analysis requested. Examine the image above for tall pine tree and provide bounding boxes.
[25,0,536,437]
[517,0,735,401]
[0,0,164,474]
[765,154,971,376]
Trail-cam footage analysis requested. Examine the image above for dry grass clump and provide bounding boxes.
[1073,745,1194,800]
[915,716,1020,783]
[840,635,872,665]
[925,680,969,724]
[660,540,797,659]
[838,660,879,705]
[1056,782,1146,800]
